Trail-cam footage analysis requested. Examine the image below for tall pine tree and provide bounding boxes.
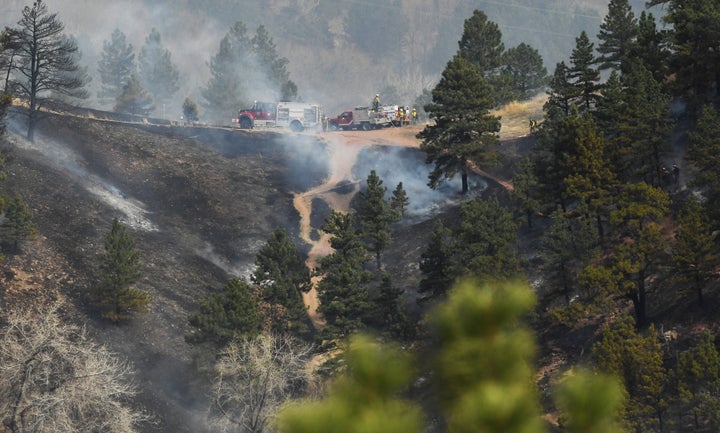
[418,55,500,194]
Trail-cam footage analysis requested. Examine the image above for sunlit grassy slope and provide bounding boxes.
[493,93,547,140]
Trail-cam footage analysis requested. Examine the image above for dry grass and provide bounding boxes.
[493,93,547,140]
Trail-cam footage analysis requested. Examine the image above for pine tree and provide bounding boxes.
[187,277,262,344]
[631,12,669,83]
[593,315,668,431]
[452,197,520,282]
[671,196,719,306]
[356,170,393,270]
[202,22,250,123]
[606,182,670,327]
[315,211,372,340]
[541,206,598,312]
[457,9,509,104]
[429,280,544,433]
[370,272,412,340]
[97,28,135,107]
[674,330,720,430]
[568,31,600,112]
[687,105,720,222]
[11,0,88,141]
[137,28,179,115]
[94,218,149,322]
[0,192,36,253]
[502,42,548,100]
[389,182,409,219]
[563,114,617,239]
[182,97,199,123]
[419,219,454,302]
[251,25,296,101]
[114,74,154,116]
[544,61,575,119]
[596,0,638,72]
[659,0,720,114]
[251,227,312,339]
[510,156,540,228]
[418,55,500,194]
[613,61,673,185]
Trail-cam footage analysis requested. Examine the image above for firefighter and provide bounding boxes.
[372,94,380,112]
[412,107,417,125]
[398,106,405,125]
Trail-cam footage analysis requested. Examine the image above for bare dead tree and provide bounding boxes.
[211,333,313,433]
[0,303,146,433]
[11,0,88,141]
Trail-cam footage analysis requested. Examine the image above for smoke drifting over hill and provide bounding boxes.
[0,0,661,121]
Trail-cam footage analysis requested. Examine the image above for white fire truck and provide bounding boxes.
[234,101,323,132]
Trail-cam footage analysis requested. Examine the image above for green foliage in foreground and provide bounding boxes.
[277,280,626,433]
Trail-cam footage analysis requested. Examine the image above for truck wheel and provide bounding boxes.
[290,120,304,132]
[361,122,371,131]
[239,117,253,129]
[328,122,339,131]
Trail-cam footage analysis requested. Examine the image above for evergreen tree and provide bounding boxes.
[137,28,179,115]
[593,315,668,431]
[429,280,544,433]
[544,61,575,118]
[114,74,154,116]
[11,0,88,141]
[202,22,249,123]
[371,272,412,340]
[93,218,149,322]
[457,9,507,104]
[418,55,500,194]
[389,182,409,219]
[510,156,540,228]
[0,192,36,253]
[687,105,720,222]
[658,0,720,114]
[613,61,673,185]
[356,170,393,270]
[596,0,638,73]
[182,97,199,122]
[674,330,720,430]
[631,12,669,83]
[595,182,670,327]
[671,196,719,306]
[251,227,312,339]
[419,219,454,302]
[452,197,520,282]
[594,70,624,141]
[568,31,600,112]
[97,28,135,107]
[562,114,617,239]
[502,43,548,100]
[251,25,296,101]
[315,211,372,340]
[187,277,262,345]
[541,206,598,313]
[0,27,22,94]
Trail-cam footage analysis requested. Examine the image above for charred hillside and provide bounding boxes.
[1,111,335,433]
[1,108,499,433]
